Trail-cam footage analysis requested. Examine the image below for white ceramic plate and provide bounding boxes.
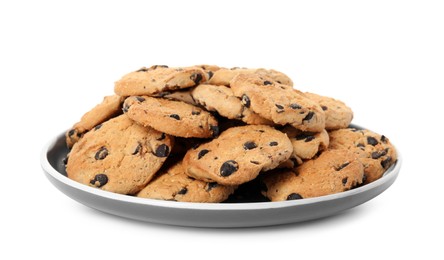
[41,125,401,228]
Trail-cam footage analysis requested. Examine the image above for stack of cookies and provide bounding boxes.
[64,65,397,203]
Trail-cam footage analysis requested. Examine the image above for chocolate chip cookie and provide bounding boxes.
[114,65,207,96]
[304,92,353,130]
[123,96,219,138]
[66,114,174,195]
[328,128,397,183]
[137,161,236,203]
[183,125,293,186]
[208,67,293,86]
[230,74,325,132]
[262,149,365,201]
[66,95,124,148]
[191,84,273,125]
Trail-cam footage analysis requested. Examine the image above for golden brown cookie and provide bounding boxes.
[66,114,174,195]
[262,150,365,201]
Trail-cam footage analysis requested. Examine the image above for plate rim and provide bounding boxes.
[41,125,402,211]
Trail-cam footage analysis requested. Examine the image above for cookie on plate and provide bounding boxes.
[137,161,236,203]
[191,84,273,125]
[183,125,293,186]
[114,65,207,96]
[281,126,329,160]
[304,92,353,130]
[123,96,219,138]
[261,149,364,201]
[66,95,124,148]
[328,128,397,183]
[66,114,174,195]
[208,67,293,86]
[230,74,325,132]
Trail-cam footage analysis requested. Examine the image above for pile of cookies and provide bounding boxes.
[64,65,397,203]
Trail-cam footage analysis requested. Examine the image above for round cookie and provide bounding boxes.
[123,96,219,138]
[281,126,329,160]
[114,65,207,96]
[261,149,365,201]
[230,73,326,132]
[183,125,293,186]
[208,67,293,86]
[66,95,124,148]
[137,161,236,203]
[66,114,174,195]
[304,92,353,130]
[191,84,273,125]
[328,128,397,184]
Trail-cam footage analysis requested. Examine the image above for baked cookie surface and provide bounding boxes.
[191,84,273,125]
[123,96,219,138]
[230,74,325,132]
[183,125,293,186]
[328,128,397,183]
[66,95,124,148]
[114,65,207,96]
[66,114,173,195]
[208,67,293,86]
[281,126,329,160]
[262,149,364,201]
[137,161,236,203]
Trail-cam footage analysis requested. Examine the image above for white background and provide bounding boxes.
[1,0,443,259]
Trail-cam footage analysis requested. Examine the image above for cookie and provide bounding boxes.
[66,95,124,148]
[208,67,293,86]
[114,65,207,96]
[230,74,326,132]
[196,64,222,81]
[328,128,397,183]
[304,92,353,130]
[153,88,198,106]
[261,149,365,201]
[137,161,236,203]
[183,125,293,186]
[66,114,174,195]
[281,126,329,160]
[191,84,273,125]
[123,96,219,138]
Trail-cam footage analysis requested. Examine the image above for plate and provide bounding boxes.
[41,125,401,228]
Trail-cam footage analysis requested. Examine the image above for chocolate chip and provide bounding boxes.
[380,135,387,143]
[198,149,209,159]
[154,144,170,157]
[94,124,102,131]
[250,160,260,165]
[371,149,388,159]
[275,104,284,113]
[156,133,166,141]
[243,141,257,150]
[90,174,108,187]
[190,73,203,85]
[177,188,188,195]
[132,143,142,155]
[321,105,328,111]
[367,136,379,146]
[155,91,171,98]
[210,125,219,138]
[151,65,168,70]
[303,112,315,121]
[94,147,108,160]
[68,129,78,137]
[287,193,303,200]
[357,143,365,148]
[220,160,239,177]
[191,110,201,115]
[263,80,272,85]
[381,156,392,169]
[241,94,250,108]
[342,177,348,185]
[290,103,302,110]
[135,96,145,102]
[122,103,130,113]
[336,162,350,171]
[136,67,149,72]
[269,141,278,146]
[207,71,214,79]
[206,182,218,192]
[169,114,180,120]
